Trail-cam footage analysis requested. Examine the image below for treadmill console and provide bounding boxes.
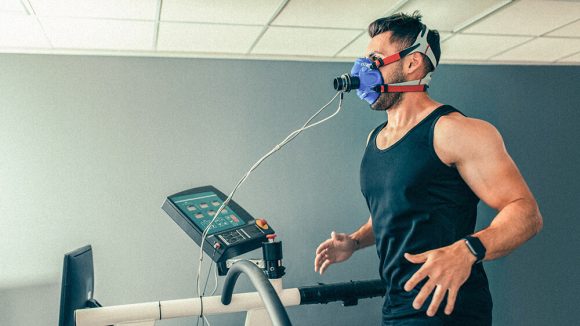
[162,185,274,262]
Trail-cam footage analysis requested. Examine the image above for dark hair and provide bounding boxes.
[368,11,441,74]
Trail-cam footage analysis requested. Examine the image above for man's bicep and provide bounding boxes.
[454,121,533,211]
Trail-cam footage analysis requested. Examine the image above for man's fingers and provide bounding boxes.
[316,239,331,255]
[413,280,436,310]
[314,251,324,272]
[405,268,428,292]
[319,258,332,275]
[444,287,458,315]
[315,232,345,274]
[427,285,446,317]
[404,252,428,264]
[314,248,331,271]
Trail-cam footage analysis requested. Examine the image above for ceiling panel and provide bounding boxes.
[559,51,580,63]
[439,32,453,42]
[465,0,580,36]
[0,0,26,12]
[40,17,155,50]
[271,0,398,29]
[546,19,580,37]
[336,32,370,58]
[0,0,578,65]
[29,0,158,20]
[0,15,50,48]
[252,26,361,57]
[157,23,263,53]
[441,34,532,60]
[491,37,580,62]
[161,0,283,25]
[396,0,509,32]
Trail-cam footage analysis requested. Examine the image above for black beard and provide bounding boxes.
[370,65,406,111]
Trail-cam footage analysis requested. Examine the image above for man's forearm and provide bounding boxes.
[350,216,375,251]
[473,198,543,260]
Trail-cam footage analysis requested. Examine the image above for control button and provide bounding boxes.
[208,210,215,216]
[200,203,209,208]
[212,201,220,206]
[230,214,239,223]
[266,234,277,242]
[194,213,204,219]
[256,219,269,230]
[186,205,197,211]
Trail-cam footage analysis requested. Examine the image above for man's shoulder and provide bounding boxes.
[437,112,499,139]
[435,112,504,163]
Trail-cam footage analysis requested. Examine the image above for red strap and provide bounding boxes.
[385,85,427,92]
[381,52,402,66]
[373,52,401,69]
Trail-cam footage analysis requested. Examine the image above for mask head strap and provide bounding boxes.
[374,72,432,93]
[370,24,438,70]
[409,24,438,69]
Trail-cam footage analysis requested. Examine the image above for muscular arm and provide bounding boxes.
[435,115,543,260]
[350,216,375,251]
[403,115,543,316]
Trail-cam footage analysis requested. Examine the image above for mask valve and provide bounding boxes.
[333,74,360,92]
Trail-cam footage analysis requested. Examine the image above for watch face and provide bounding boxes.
[465,236,486,262]
[465,239,477,255]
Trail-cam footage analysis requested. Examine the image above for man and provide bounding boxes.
[314,12,543,325]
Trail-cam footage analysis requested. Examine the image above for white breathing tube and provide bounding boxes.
[193,92,344,324]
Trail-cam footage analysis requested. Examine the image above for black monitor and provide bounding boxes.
[59,245,101,326]
[162,185,275,266]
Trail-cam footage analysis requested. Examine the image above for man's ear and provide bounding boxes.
[405,52,424,75]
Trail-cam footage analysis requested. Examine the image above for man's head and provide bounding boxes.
[365,12,441,111]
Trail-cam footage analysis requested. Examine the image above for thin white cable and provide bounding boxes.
[201,248,218,297]
[210,265,218,295]
[195,91,344,308]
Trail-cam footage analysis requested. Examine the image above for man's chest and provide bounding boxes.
[375,127,412,150]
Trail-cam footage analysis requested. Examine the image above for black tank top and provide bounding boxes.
[360,105,491,316]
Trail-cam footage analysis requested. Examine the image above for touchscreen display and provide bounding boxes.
[171,191,245,235]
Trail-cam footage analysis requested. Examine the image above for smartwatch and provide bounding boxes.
[463,236,486,263]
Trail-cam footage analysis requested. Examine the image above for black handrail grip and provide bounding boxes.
[298,279,385,305]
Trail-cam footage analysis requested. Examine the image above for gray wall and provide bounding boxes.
[0,54,578,326]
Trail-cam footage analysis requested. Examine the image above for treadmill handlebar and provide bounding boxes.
[221,260,292,326]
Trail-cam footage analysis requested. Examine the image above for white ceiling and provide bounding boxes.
[0,0,578,295]
[0,0,579,64]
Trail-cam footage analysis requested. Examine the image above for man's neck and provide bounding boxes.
[386,93,442,129]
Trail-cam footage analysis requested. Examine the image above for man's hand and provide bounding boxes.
[404,240,477,317]
[314,231,356,275]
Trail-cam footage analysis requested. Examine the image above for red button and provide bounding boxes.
[256,219,269,230]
